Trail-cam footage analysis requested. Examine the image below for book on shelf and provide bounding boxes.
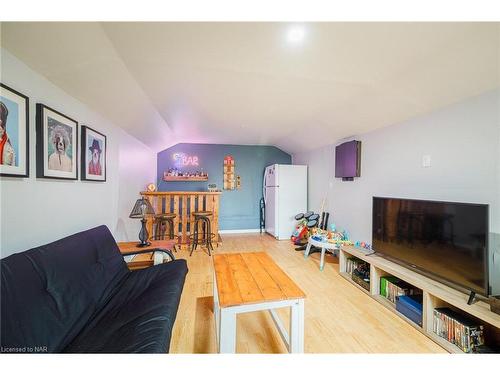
[345,257,364,274]
[433,307,485,353]
[380,276,420,304]
[345,256,370,291]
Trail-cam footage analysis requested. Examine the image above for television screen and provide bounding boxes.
[335,140,361,178]
[372,197,489,296]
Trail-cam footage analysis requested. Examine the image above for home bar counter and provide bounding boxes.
[141,191,222,248]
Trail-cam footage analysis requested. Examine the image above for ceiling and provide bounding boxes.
[1,22,499,153]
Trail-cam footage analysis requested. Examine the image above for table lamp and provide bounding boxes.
[129,197,155,247]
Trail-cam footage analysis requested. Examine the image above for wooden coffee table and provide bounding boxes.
[212,252,306,353]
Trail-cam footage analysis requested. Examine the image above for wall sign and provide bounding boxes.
[223,155,235,190]
[173,152,199,167]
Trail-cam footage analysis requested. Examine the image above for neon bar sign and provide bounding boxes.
[173,152,199,167]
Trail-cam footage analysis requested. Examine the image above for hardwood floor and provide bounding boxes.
[170,233,446,353]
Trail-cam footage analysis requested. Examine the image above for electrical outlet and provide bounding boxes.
[422,155,431,168]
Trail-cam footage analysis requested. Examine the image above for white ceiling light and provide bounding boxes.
[287,25,306,44]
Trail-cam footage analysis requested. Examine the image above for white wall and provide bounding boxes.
[293,89,500,242]
[0,49,156,256]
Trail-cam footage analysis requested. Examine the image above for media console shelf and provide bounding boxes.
[339,245,500,353]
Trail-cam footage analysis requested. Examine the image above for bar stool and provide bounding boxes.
[190,211,215,256]
[153,213,177,251]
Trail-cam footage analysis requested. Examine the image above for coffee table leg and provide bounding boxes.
[289,299,304,353]
[219,308,237,353]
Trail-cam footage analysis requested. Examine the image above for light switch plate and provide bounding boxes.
[422,155,431,168]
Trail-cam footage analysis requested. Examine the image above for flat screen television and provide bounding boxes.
[372,197,489,296]
[335,140,361,180]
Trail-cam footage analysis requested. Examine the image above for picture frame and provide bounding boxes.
[81,125,106,182]
[0,83,29,177]
[36,104,78,180]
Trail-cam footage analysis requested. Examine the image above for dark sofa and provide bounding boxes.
[0,225,188,353]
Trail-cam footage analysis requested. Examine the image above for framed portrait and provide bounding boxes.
[81,126,106,182]
[36,104,78,180]
[0,83,29,177]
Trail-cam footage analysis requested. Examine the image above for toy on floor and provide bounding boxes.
[319,212,330,230]
[342,229,350,241]
[292,211,319,250]
[310,227,328,243]
[291,212,309,244]
[310,225,354,246]
[293,211,326,252]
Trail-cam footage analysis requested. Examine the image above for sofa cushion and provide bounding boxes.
[1,225,129,353]
[63,259,188,353]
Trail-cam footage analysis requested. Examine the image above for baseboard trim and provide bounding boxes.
[219,229,262,234]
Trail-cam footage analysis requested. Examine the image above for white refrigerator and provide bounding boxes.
[264,164,308,240]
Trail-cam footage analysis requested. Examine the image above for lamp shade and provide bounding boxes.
[129,197,155,218]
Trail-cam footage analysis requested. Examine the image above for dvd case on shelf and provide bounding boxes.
[433,307,485,353]
[380,276,420,304]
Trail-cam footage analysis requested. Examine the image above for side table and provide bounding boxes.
[117,240,176,270]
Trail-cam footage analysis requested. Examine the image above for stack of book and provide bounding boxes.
[345,257,364,274]
[433,307,485,353]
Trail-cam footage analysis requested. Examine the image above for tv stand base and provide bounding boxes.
[338,244,500,354]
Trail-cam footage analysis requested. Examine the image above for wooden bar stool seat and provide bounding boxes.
[190,211,215,256]
[153,213,177,249]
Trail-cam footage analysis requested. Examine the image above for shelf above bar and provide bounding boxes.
[141,191,221,195]
[163,176,208,181]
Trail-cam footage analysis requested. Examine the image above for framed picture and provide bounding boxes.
[36,104,78,180]
[0,83,29,177]
[81,125,106,182]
